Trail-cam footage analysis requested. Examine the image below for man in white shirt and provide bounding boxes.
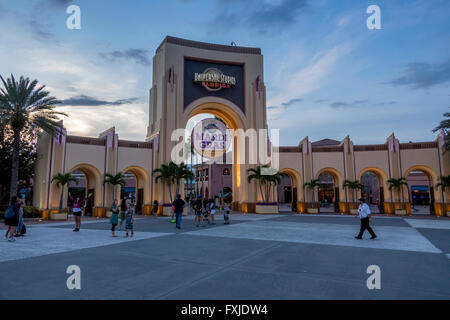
[355,198,377,239]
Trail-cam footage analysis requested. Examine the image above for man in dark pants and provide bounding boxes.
[355,197,377,239]
[172,194,185,229]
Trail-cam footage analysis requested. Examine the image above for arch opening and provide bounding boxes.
[67,164,102,216]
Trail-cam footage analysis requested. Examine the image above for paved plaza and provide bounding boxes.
[0,213,449,299]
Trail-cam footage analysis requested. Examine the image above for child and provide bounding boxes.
[110,200,119,237]
[124,203,134,238]
[223,201,230,225]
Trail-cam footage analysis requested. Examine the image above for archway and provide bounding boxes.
[67,164,102,216]
[404,165,439,215]
[119,166,151,215]
[278,168,301,212]
[315,168,344,213]
[181,98,254,210]
[358,167,390,214]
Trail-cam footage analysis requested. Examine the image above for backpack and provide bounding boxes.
[5,205,14,219]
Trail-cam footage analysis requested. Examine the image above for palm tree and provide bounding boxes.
[433,108,449,149]
[266,171,283,203]
[103,173,125,202]
[387,177,408,202]
[173,162,194,196]
[303,179,322,208]
[152,162,176,203]
[0,74,66,200]
[436,175,450,192]
[247,165,269,202]
[51,173,78,213]
[343,180,364,203]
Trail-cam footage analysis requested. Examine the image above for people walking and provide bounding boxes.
[4,196,21,242]
[209,198,216,225]
[120,196,128,230]
[153,200,159,216]
[194,196,204,227]
[69,192,92,232]
[172,194,185,229]
[110,200,119,237]
[223,200,230,225]
[15,199,25,237]
[355,197,377,239]
[124,202,134,238]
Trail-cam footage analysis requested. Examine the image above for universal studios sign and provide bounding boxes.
[193,68,236,91]
[192,118,232,158]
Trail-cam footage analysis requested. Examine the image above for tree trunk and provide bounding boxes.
[9,129,21,201]
[168,183,173,203]
[312,188,315,208]
[59,185,64,213]
[259,183,264,203]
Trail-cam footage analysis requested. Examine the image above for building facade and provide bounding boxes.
[32,36,450,217]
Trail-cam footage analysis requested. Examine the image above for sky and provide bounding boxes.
[0,0,449,146]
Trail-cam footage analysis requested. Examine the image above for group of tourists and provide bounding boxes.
[190,195,231,228]
[3,194,377,242]
[109,196,135,237]
[4,196,26,242]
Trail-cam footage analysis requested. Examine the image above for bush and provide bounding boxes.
[23,206,40,218]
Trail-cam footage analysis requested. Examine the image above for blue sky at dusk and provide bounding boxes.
[0,0,449,145]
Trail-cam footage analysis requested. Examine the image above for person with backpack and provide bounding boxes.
[69,192,92,232]
[4,196,21,242]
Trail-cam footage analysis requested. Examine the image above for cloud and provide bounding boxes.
[315,99,328,103]
[375,101,397,106]
[281,98,302,107]
[27,17,54,40]
[268,42,353,115]
[99,49,151,66]
[330,99,368,109]
[388,58,450,89]
[48,0,73,7]
[215,0,309,33]
[59,95,140,107]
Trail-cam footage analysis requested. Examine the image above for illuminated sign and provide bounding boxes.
[192,118,231,158]
[193,68,236,91]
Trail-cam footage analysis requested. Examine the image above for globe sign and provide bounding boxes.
[192,118,231,158]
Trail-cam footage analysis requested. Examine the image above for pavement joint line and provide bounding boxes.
[29,218,146,228]
[153,242,283,300]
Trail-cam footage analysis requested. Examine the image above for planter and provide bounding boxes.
[162,204,173,216]
[106,211,112,218]
[350,209,359,215]
[255,204,279,214]
[51,212,68,220]
[395,209,407,216]
[307,208,319,214]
